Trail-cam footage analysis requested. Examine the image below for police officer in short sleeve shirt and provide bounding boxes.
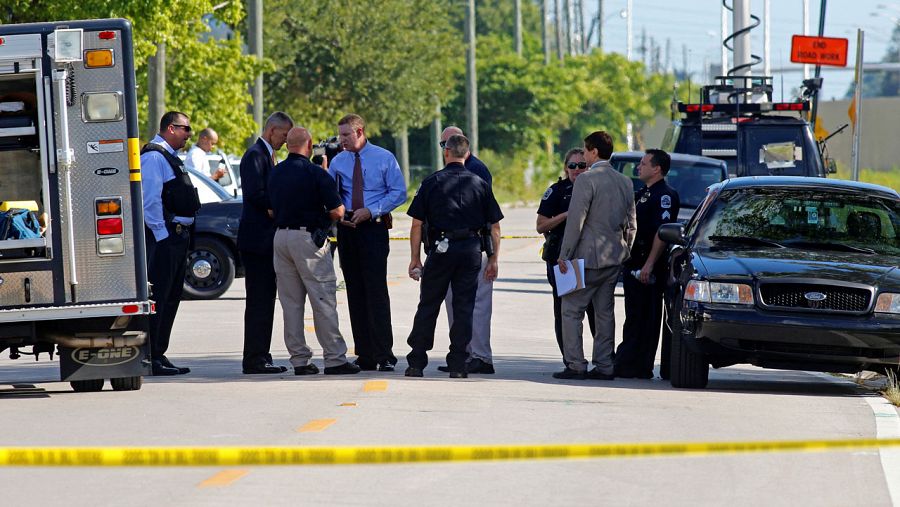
[615,149,680,379]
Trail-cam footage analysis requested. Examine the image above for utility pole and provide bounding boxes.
[555,0,564,61]
[597,0,604,50]
[802,0,810,80]
[514,0,523,56]
[721,3,728,76]
[146,42,165,140]
[465,0,478,154]
[810,0,828,127]
[764,0,771,76]
[850,29,864,181]
[665,37,671,74]
[542,0,551,64]
[626,0,633,150]
[248,0,263,140]
[732,0,751,78]
[682,43,689,79]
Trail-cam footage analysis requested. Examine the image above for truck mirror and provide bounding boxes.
[825,158,838,174]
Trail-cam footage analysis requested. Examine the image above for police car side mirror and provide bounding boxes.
[658,223,687,246]
[825,157,838,174]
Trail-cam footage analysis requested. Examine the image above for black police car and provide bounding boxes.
[609,151,727,223]
[658,177,900,388]
[183,166,243,300]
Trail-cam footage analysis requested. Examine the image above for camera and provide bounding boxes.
[312,135,342,167]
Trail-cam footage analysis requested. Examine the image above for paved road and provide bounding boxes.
[1,207,897,506]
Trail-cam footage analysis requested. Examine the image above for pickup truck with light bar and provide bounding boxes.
[662,76,836,179]
[0,19,150,392]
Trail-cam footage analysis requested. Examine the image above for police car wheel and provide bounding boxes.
[110,376,142,391]
[669,318,709,389]
[183,236,236,300]
[70,378,105,392]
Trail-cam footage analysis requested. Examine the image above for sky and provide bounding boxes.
[582,0,897,101]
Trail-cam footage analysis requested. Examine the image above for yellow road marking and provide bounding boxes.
[339,403,357,407]
[304,325,315,333]
[297,419,337,433]
[198,469,248,487]
[363,380,388,392]
[6,438,900,466]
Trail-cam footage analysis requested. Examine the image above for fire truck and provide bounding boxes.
[0,19,150,392]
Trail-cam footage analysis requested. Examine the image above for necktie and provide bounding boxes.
[271,151,277,166]
[351,152,364,210]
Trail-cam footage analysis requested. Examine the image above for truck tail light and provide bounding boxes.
[84,49,114,68]
[96,198,121,215]
[97,217,123,235]
[98,31,117,40]
[121,304,139,314]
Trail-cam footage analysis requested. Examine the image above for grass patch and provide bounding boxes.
[834,166,900,192]
[884,370,900,407]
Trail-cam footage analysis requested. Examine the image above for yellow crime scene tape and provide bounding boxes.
[3,438,900,466]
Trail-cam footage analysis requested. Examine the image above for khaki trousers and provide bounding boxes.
[560,265,620,374]
[273,229,348,368]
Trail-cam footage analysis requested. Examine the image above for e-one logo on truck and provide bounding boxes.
[72,347,138,366]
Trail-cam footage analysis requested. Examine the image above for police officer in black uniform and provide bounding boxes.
[536,148,596,361]
[615,149,680,379]
[404,134,503,378]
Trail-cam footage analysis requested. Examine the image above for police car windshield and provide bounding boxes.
[695,189,900,256]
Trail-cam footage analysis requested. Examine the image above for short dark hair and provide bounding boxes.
[645,149,671,175]
[445,134,469,158]
[583,131,614,160]
[264,111,294,131]
[159,111,188,132]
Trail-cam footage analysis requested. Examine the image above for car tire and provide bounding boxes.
[183,236,236,300]
[70,378,105,392]
[110,376,142,391]
[670,319,709,389]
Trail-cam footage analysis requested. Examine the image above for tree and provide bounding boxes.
[847,24,900,99]
[264,0,459,139]
[2,1,268,149]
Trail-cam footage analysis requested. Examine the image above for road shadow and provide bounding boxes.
[0,352,874,398]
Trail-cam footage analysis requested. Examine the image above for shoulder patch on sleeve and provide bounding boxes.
[541,187,553,200]
[660,194,672,209]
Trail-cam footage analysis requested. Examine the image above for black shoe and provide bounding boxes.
[466,358,495,374]
[159,356,190,374]
[404,367,424,377]
[151,359,179,376]
[324,362,362,375]
[437,365,450,373]
[353,358,378,371]
[244,363,288,374]
[377,362,395,372]
[293,364,320,376]
[449,371,468,379]
[586,368,615,380]
[552,368,586,380]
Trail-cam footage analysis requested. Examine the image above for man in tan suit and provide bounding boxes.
[554,131,636,380]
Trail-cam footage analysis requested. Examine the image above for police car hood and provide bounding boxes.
[697,247,900,287]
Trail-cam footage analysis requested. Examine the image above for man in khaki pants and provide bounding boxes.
[268,127,360,376]
[555,131,636,381]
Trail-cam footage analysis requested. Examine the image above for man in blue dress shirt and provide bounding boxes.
[328,114,406,371]
[140,111,197,376]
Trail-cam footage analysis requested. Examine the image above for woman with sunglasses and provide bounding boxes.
[536,148,595,362]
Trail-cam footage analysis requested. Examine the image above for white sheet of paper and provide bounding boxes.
[553,259,585,296]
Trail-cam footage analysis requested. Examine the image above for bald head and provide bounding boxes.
[286,127,312,156]
[441,126,464,143]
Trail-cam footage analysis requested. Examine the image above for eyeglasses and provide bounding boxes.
[567,162,587,169]
[171,124,192,133]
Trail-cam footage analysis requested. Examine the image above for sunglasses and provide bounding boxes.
[439,140,447,149]
[567,162,587,169]
[171,124,192,133]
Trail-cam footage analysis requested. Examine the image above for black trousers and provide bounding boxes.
[145,223,190,360]
[336,222,395,365]
[546,262,595,362]
[241,249,277,368]
[407,238,481,372]
[616,273,665,377]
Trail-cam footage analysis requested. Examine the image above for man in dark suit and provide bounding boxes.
[238,111,293,374]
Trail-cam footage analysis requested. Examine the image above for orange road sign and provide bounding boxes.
[790,35,849,67]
